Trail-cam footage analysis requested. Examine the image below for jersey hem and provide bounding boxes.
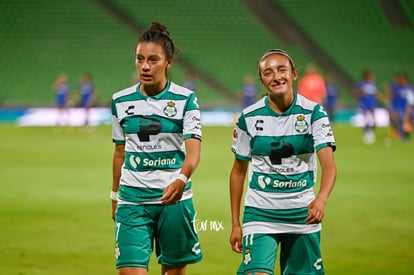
[242,221,321,235]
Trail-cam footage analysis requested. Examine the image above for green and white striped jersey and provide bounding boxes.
[232,94,336,235]
[112,81,202,204]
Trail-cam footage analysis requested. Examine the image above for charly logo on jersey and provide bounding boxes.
[294,115,308,133]
[163,101,177,117]
[129,155,176,168]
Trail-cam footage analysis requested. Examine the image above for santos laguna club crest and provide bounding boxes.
[295,115,308,133]
[163,101,177,117]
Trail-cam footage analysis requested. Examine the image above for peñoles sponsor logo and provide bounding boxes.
[137,144,162,150]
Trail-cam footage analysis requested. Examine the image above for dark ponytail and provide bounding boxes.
[139,21,179,59]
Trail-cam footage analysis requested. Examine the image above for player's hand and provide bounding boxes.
[306,197,326,224]
[161,179,186,205]
[230,225,243,253]
[111,199,118,221]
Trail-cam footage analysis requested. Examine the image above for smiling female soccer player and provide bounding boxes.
[229,49,337,275]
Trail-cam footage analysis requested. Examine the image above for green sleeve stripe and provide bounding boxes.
[113,139,125,145]
[183,133,202,140]
[234,153,250,161]
[316,142,336,152]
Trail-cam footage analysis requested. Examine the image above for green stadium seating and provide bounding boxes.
[1,0,413,110]
[276,0,414,97]
[0,0,137,106]
[108,0,306,107]
[0,0,310,109]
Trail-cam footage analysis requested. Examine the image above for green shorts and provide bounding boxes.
[237,232,324,275]
[114,199,202,269]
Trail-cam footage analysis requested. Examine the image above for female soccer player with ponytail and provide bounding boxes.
[111,22,202,275]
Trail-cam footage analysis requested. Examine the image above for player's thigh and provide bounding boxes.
[237,233,278,275]
[114,204,155,269]
[280,232,324,275]
[156,199,202,266]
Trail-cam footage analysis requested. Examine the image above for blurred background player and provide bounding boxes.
[355,70,380,144]
[77,72,96,126]
[385,73,410,140]
[52,73,70,126]
[325,74,339,123]
[297,63,326,105]
[182,71,197,92]
[403,76,414,138]
[240,74,259,109]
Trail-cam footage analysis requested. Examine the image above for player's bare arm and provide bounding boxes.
[229,158,249,253]
[111,144,125,220]
[306,146,336,224]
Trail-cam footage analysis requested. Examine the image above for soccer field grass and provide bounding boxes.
[1,124,413,274]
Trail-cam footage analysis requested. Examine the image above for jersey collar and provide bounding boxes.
[265,93,297,115]
[136,81,171,100]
